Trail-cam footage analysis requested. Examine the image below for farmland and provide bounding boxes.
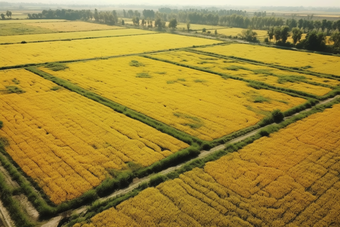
[198,43,340,76]
[0,28,154,44]
[0,69,188,204]
[0,23,56,36]
[0,14,339,227]
[74,103,340,227]
[0,33,219,68]
[26,21,121,32]
[150,50,338,97]
[40,56,306,141]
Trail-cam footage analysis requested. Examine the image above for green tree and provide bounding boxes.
[272,110,284,123]
[274,26,281,41]
[132,17,140,26]
[155,18,165,30]
[94,9,99,21]
[330,31,340,50]
[267,27,274,40]
[303,30,326,51]
[6,10,12,18]
[0,13,5,20]
[291,27,303,44]
[240,29,257,42]
[186,22,190,31]
[280,26,290,43]
[168,18,177,29]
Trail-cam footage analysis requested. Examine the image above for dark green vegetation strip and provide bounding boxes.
[67,96,340,227]
[144,53,340,101]
[188,48,340,82]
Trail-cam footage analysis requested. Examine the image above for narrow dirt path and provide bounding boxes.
[0,166,19,189]
[0,200,14,227]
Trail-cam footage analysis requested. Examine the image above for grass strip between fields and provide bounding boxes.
[65,95,340,227]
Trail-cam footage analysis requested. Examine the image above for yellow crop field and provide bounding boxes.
[0,23,55,36]
[75,103,340,227]
[151,51,338,96]
[0,19,67,24]
[0,28,154,44]
[198,43,340,76]
[41,56,305,141]
[0,33,220,68]
[0,69,188,204]
[177,23,224,30]
[206,28,268,40]
[26,21,120,32]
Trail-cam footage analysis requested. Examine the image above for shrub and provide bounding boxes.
[149,174,167,187]
[136,72,152,78]
[44,63,68,71]
[6,86,25,94]
[129,60,145,67]
[272,109,284,123]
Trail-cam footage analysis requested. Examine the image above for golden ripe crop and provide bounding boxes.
[210,28,268,41]
[0,23,55,36]
[198,43,340,76]
[0,28,154,44]
[152,51,338,96]
[41,56,306,141]
[26,21,120,32]
[75,103,340,227]
[0,19,66,24]
[0,34,220,67]
[0,69,188,204]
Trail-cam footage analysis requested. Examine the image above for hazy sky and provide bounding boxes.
[8,0,340,7]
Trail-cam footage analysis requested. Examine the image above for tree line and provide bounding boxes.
[0,10,12,20]
[26,9,119,25]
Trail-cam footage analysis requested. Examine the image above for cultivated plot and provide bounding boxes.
[205,28,268,40]
[0,33,220,68]
[0,28,154,44]
[41,56,306,141]
[0,69,188,204]
[74,103,340,227]
[26,21,120,32]
[0,19,67,24]
[0,23,55,36]
[198,43,340,77]
[150,50,338,96]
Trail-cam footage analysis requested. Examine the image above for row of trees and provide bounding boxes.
[27,9,119,25]
[0,10,12,20]
[266,25,340,52]
[27,9,93,20]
